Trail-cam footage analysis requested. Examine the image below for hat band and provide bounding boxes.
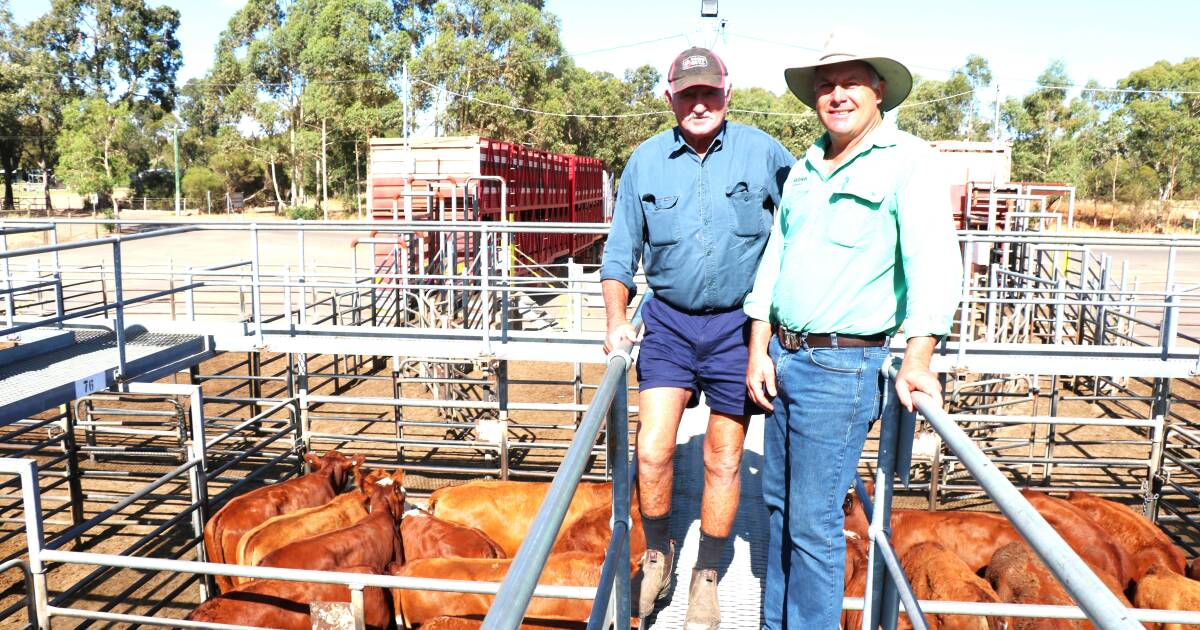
[818,52,861,63]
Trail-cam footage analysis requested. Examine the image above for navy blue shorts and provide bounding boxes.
[636,296,761,417]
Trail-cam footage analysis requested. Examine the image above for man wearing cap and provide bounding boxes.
[600,46,794,627]
[743,38,962,628]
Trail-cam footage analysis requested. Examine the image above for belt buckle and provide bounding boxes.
[779,327,801,351]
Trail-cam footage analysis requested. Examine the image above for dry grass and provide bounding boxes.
[1072,198,1200,234]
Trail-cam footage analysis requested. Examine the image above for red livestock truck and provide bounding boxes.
[367,136,609,267]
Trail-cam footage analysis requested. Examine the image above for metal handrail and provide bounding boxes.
[480,297,644,630]
[881,361,1144,629]
[0,557,36,629]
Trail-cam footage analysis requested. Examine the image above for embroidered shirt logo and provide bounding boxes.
[681,55,709,71]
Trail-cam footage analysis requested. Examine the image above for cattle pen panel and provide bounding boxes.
[1,220,1200,628]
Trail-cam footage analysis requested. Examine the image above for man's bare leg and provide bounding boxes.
[637,387,692,521]
[635,387,690,616]
[699,411,750,537]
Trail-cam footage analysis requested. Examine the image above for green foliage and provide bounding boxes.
[181,165,224,207]
[728,87,819,156]
[55,97,139,198]
[3,0,180,211]
[897,55,993,141]
[1117,59,1200,202]
[286,205,322,220]
[11,0,1200,221]
[25,0,181,110]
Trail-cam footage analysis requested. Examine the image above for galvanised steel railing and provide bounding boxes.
[480,297,645,630]
[856,358,1200,629]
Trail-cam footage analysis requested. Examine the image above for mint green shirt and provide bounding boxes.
[743,118,962,339]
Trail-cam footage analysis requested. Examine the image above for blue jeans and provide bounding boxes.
[761,336,889,629]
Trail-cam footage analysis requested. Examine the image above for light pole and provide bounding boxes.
[172,126,181,217]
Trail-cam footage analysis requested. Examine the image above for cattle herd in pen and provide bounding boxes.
[841,484,1200,629]
[192,450,645,630]
[191,450,1200,630]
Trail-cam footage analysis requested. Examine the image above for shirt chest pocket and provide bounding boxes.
[827,186,887,247]
[726,182,768,237]
[641,194,681,246]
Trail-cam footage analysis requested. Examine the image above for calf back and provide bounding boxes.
[401,510,506,561]
[1022,490,1129,587]
[429,481,612,556]
[1134,565,1200,630]
[392,551,613,628]
[986,542,1078,630]
[550,503,645,563]
[891,510,1021,573]
[900,542,1002,630]
[234,492,370,584]
[987,542,1130,630]
[259,486,403,575]
[1067,490,1186,579]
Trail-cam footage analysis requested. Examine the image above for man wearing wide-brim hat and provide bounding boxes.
[743,35,963,628]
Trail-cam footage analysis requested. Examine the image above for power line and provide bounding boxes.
[895,89,977,109]
[413,78,669,119]
[726,30,1200,98]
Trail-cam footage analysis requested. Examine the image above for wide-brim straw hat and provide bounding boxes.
[784,33,913,112]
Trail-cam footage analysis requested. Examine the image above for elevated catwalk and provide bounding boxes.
[647,401,767,629]
[0,325,211,423]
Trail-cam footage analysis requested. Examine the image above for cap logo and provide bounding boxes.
[681,55,709,71]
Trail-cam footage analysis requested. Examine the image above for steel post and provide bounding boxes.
[111,241,128,379]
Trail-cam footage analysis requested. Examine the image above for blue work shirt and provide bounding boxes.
[600,121,795,312]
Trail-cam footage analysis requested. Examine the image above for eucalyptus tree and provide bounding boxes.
[412,0,567,141]
[17,0,181,207]
[206,0,426,208]
[896,55,993,142]
[1116,58,1200,202]
[0,0,23,209]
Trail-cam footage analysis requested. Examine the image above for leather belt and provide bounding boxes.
[776,327,887,351]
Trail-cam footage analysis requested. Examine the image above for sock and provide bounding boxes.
[694,530,728,571]
[641,511,670,554]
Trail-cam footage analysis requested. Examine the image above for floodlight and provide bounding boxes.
[701,0,718,18]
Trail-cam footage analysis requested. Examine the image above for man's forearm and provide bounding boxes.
[749,319,772,356]
[602,279,631,326]
[901,335,937,370]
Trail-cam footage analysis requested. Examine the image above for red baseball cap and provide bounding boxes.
[667,47,727,94]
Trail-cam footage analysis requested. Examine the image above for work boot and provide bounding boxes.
[685,567,720,630]
[636,540,675,618]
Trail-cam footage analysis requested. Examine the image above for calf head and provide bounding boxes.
[367,484,406,566]
[304,451,366,490]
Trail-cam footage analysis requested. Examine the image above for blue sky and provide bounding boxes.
[12,0,1200,101]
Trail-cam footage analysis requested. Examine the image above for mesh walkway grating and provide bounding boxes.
[0,326,209,423]
[645,401,768,629]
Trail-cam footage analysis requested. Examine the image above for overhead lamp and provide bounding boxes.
[700,0,718,18]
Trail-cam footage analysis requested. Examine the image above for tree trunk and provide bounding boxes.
[321,117,328,220]
[269,157,283,212]
[289,87,298,207]
[0,160,14,211]
[354,141,361,218]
